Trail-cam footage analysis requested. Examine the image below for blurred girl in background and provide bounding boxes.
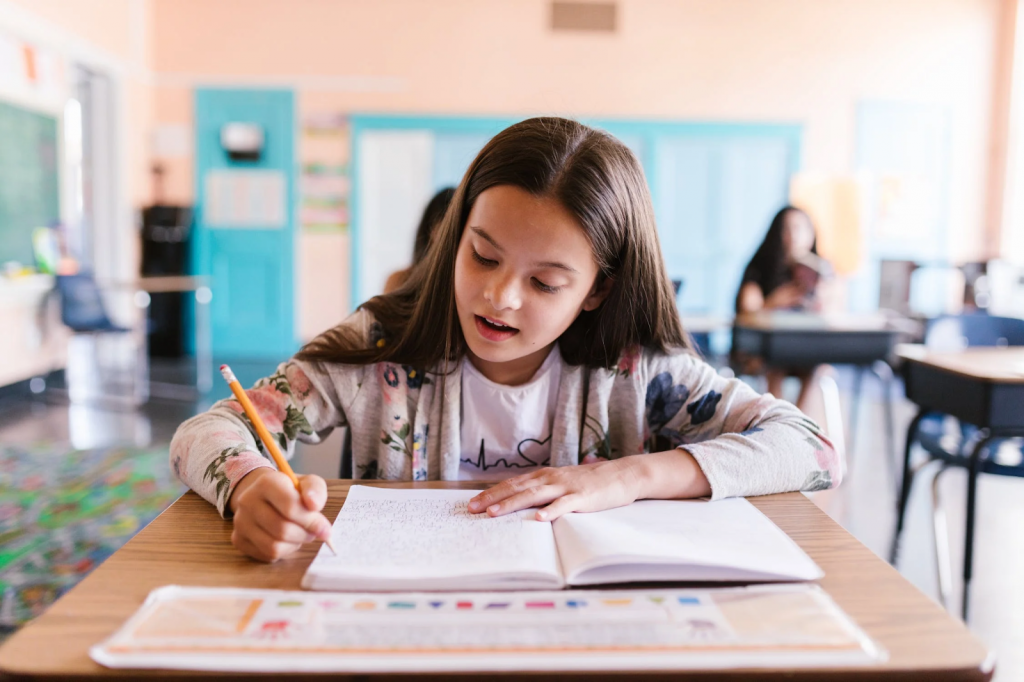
[384,187,457,293]
[735,206,834,409]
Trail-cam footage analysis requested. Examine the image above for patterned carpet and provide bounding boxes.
[0,443,185,634]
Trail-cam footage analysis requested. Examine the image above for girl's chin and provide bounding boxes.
[464,339,522,365]
[465,337,556,367]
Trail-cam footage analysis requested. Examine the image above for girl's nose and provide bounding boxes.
[484,271,522,311]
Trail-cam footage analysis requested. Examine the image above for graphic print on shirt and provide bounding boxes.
[460,436,552,473]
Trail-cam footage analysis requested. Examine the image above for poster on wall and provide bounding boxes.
[204,170,286,228]
[301,113,350,232]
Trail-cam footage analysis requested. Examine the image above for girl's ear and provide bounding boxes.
[582,276,614,312]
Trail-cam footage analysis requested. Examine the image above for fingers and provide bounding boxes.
[248,500,318,545]
[468,470,550,513]
[536,493,587,522]
[484,483,564,517]
[231,471,332,563]
[299,474,328,512]
[231,518,302,563]
[470,460,642,522]
[261,474,332,540]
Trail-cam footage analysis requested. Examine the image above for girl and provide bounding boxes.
[735,206,835,409]
[171,118,841,563]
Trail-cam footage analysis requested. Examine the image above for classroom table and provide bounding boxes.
[732,312,904,477]
[105,275,214,401]
[0,481,993,681]
[891,345,1024,620]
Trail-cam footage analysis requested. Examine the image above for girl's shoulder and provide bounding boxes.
[609,344,704,382]
[308,308,388,352]
[309,309,439,385]
[336,307,379,341]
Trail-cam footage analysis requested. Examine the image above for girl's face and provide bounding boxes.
[454,185,609,385]
[782,210,815,260]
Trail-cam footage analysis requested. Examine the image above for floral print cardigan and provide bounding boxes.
[170,310,843,518]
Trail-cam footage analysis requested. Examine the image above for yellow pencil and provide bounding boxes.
[220,364,336,555]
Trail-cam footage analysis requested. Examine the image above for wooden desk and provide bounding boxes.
[892,345,1024,619]
[0,482,993,681]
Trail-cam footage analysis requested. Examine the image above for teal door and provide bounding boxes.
[194,89,296,359]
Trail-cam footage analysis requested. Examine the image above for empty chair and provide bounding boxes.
[55,273,145,404]
[890,314,1024,616]
[56,274,131,333]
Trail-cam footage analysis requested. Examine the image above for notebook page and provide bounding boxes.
[303,486,562,590]
[553,498,822,585]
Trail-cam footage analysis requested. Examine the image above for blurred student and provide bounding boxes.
[735,206,834,408]
[384,188,456,293]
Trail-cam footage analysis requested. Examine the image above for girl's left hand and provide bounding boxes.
[467,458,643,522]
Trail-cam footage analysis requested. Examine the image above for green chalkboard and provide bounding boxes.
[0,101,60,266]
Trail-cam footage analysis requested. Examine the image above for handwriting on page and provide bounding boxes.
[320,498,529,568]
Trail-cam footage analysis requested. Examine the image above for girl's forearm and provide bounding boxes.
[622,449,712,501]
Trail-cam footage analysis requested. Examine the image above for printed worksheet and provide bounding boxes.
[90,584,886,673]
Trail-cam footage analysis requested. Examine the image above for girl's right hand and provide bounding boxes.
[227,468,333,562]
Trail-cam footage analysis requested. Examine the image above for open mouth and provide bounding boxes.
[474,315,520,341]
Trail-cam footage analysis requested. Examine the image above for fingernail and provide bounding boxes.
[487,504,499,514]
[536,511,548,521]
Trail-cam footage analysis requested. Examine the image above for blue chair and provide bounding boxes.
[55,274,132,333]
[55,274,142,403]
[891,314,1024,615]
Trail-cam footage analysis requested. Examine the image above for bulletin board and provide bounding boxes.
[0,100,60,266]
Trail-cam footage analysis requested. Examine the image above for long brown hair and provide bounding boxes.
[297,117,689,370]
[735,205,818,313]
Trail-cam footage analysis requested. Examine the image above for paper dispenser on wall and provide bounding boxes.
[220,122,264,161]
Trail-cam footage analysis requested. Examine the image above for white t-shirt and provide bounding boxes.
[459,346,563,481]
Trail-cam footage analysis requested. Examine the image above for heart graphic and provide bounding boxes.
[516,435,552,466]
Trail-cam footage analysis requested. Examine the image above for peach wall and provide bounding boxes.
[6,0,138,60]
[5,0,156,208]
[148,0,1003,262]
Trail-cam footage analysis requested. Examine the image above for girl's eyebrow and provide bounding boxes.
[470,226,579,274]
[470,226,503,252]
[534,260,578,273]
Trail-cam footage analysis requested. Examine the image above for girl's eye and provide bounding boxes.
[471,248,497,267]
[533,278,560,294]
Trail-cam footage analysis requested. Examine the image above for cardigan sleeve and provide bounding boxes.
[169,311,371,517]
[642,350,842,500]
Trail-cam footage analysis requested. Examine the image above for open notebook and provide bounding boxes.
[301,486,822,591]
